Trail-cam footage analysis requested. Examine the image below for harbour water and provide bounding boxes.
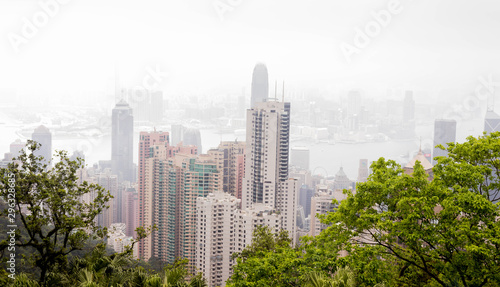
[0,118,484,182]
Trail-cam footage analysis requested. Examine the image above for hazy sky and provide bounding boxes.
[1,0,500,102]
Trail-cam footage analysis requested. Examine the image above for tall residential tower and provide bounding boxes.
[242,100,298,242]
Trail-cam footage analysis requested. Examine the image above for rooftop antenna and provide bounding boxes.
[274,80,278,100]
[282,81,285,102]
[419,136,422,153]
[114,63,120,102]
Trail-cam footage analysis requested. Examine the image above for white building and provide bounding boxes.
[241,101,297,244]
[196,193,281,287]
[108,223,134,254]
[309,189,347,237]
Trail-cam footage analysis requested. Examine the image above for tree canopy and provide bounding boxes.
[0,140,112,283]
[228,132,500,287]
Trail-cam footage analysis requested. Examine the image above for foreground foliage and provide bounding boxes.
[229,132,500,286]
[0,141,204,286]
[0,141,112,282]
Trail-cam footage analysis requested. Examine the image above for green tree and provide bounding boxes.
[434,131,500,202]
[318,138,500,287]
[0,141,112,283]
[304,266,356,287]
[228,226,328,286]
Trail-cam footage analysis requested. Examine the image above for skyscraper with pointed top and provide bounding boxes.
[111,99,134,182]
[250,63,269,108]
[484,88,499,133]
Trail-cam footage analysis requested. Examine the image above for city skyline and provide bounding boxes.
[2,2,500,286]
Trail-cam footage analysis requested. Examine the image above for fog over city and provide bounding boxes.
[2,1,500,286]
[1,0,500,176]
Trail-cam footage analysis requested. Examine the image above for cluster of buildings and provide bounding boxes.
[2,63,500,287]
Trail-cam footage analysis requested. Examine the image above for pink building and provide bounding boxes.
[137,130,197,259]
[125,187,138,238]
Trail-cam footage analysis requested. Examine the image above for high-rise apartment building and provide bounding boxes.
[242,100,298,243]
[250,63,269,108]
[32,125,52,167]
[95,171,119,229]
[140,140,218,264]
[111,100,134,182]
[309,191,337,237]
[196,192,240,287]
[124,187,138,238]
[432,119,457,165]
[196,192,281,287]
[207,141,245,198]
[137,130,198,259]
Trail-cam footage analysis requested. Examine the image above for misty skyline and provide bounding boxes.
[1,0,500,106]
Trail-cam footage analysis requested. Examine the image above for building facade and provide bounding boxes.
[432,119,457,165]
[111,100,134,182]
[242,100,298,244]
[32,125,52,167]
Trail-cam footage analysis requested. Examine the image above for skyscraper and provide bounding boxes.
[137,130,170,241]
[432,119,457,165]
[357,159,369,183]
[141,148,220,264]
[111,100,134,182]
[309,191,336,237]
[207,141,245,197]
[32,125,52,167]
[183,128,202,154]
[250,63,269,108]
[242,100,298,242]
[124,187,138,238]
[484,110,500,134]
[195,192,240,287]
[10,139,25,158]
[95,171,119,229]
[171,124,184,146]
[195,192,281,286]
